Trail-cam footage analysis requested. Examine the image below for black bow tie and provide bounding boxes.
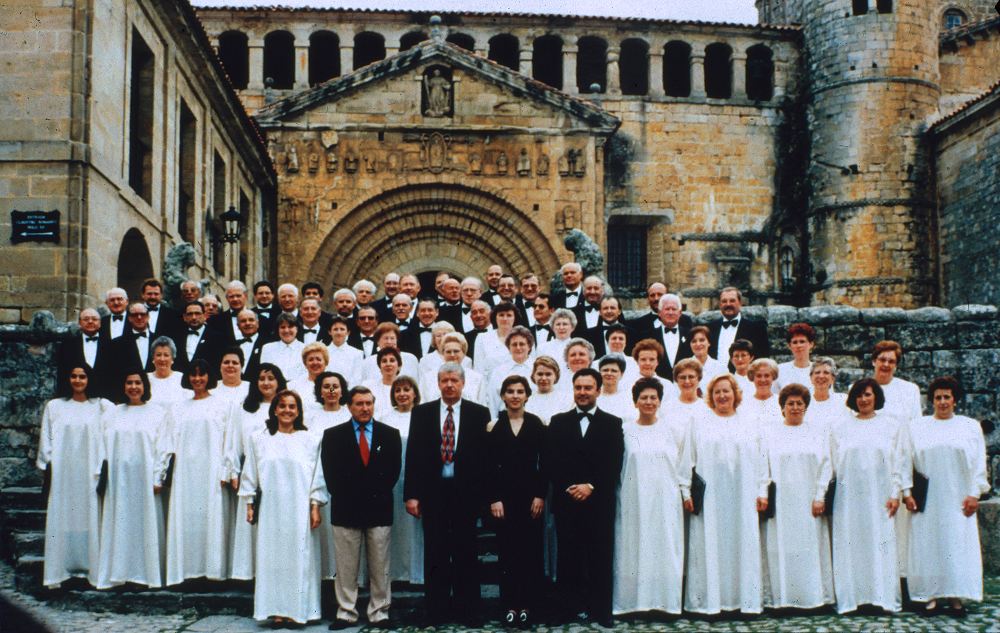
[238,337,253,344]
[188,328,201,336]
[303,328,317,335]
[146,305,158,312]
[534,324,552,333]
[578,411,593,422]
[362,336,375,343]
[417,326,432,333]
[462,306,471,314]
[85,336,99,343]
[722,319,737,329]
[523,300,535,308]
[396,321,408,326]
[663,326,678,335]
[473,328,488,334]
[585,305,598,313]
[229,310,240,318]
[134,331,147,338]
[112,315,124,321]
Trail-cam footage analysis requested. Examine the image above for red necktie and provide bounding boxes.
[358,422,370,466]
[441,406,455,464]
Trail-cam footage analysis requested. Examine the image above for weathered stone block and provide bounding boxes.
[0,457,40,488]
[953,304,998,321]
[799,305,860,325]
[860,307,907,325]
[823,324,883,354]
[906,306,954,322]
[962,394,997,426]
[956,350,1000,391]
[954,321,1000,349]
[766,304,799,326]
[884,322,957,351]
[979,499,1000,576]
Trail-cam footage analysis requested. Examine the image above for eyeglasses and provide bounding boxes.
[357,316,376,321]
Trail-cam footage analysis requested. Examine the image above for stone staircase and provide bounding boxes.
[0,486,501,617]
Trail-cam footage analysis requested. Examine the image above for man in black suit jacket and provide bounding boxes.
[436,278,464,331]
[100,287,130,341]
[637,294,693,380]
[109,303,156,384]
[400,300,438,359]
[297,298,333,346]
[233,309,268,380]
[404,363,491,626]
[546,368,624,628]
[251,280,280,325]
[549,262,583,309]
[141,279,181,341]
[58,308,115,399]
[318,387,402,630]
[373,273,401,323]
[208,281,251,344]
[173,300,224,377]
[571,276,606,337]
[708,287,771,369]
[585,297,633,358]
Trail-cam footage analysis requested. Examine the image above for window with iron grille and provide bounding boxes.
[608,224,647,293]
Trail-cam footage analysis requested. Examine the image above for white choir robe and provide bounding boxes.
[417,351,473,379]
[536,338,570,372]
[223,406,269,579]
[597,389,635,422]
[383,408,425,584]
[805,392,847,433]
[362,378,396,419]
[776,361,812,391]
[472,331,512,378]
[96,404,167,589]
[147,372,187,406]
[695,356,728,393]
[326,342,363,386]
[37,397,111,587]
[671,398,710,423]
[240,429,326,624]
[524,387,571,426]
[762,423,835,608]
[306,407,350,580]
[905,414,989,602]
[613,416,691,615]
[878,376,922,578]
[360,351,420,384]
[685,409,769,614]
[212,381,249,405]
[288,376,319,407]
[260,340,306,382]
[591,355,640,387]
[733,373,753,399]
[741,394,782,431]
[486,358,534,416]
[157,395,234,585]
[419,366,487,409]
[830,411,910,613]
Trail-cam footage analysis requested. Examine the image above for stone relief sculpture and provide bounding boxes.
[364,155,377,173]
[286,144,299,173]
[344,154,359,173]
[163,243,204,309]
[308,152,319,173]
[516,148,531,176]
[558,152,570,176]
[536,152,550,176]
[469,152,482,175]
[423,68,452,117]
[573,149,586,177]
[325,145,338,172]
[496,151,508,175]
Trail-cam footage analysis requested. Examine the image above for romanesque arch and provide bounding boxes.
[307,184,561,291]
[116,228,154,301]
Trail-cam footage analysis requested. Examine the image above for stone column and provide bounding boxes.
[690,44,706,98]
[340,45,354,74]
[385,45,399,57]
[648,50,664,97]
[519,39,533,76]
[248,41,264,90]
[295,45,310,88]
[732,55,747,99]
[562,44,578,94]
[605,45,620,94]
[773,61,785,99]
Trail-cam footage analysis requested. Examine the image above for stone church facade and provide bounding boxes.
[195,0,1000,312]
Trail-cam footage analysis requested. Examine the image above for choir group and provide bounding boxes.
[37,265,990,628]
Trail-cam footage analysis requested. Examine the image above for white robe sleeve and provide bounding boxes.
[892,419,912,498]
[677,418,693,501]
[221,401,240,481]
[36,400,55,470]
[754,426,770,499]
[154,405,178,485]
[309,440,329,506]
[967,421,990,498]
[814,429,834,503]
[238,432,259,499]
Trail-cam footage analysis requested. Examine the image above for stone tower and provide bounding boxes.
[795,0,941,307]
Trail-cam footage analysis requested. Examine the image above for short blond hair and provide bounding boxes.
[301,342,330,364]
[705,373,742,411]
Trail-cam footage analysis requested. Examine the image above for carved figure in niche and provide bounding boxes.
[496,151,508,175]
[558,152,570,176]
[308,152,319,174]
[421,132,449,174]
[325,145,338,172]
[344,154,359,174]
[388,152,401,173]
[364,155,377,173]
[536,153,550,176]
[573,149,586,177]
[469,153,482,175]
[266,138,277,164]
[423,68,452,117]
[566,149,577,176]
[286,144,299,173]
[516,148,531,176]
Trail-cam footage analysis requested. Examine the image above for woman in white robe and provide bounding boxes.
[672,358,711,421]
[536,309,576,376]
[742,358,782,431]
[362,347,403,419]
[417,321,468,379]
[627,339,679,405]
[158,360,233,585]
[473,302,519,379]
[287,342,330,414]
[805,357,847,432]
[688,326,727,392]
[212,348,249,404]
[37,365,110,587]
[360,326,419,383]
[147,337,187,406]
[382,376,425,584]
[223,363,287,580]
[762,384,835,609]
[240,390,326,626]
[613,377,691,615]
[260,314,306,382]
[903,376,989,614]
[486,326,536,416]
[596,354,635,422]
[775,323,817,391]
[830,378,910,614]
[306,371,351,580]
[419,333,486,406]
[525,356,570,425]
[96,372,167,589]
[591,327,640,387]
[728,339,756,397]
[685,373,769,615]
[326,317,364,387]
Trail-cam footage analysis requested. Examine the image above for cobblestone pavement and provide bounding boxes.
[2,562,999,633]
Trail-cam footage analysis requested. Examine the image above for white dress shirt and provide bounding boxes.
[717,314,741,366]
[582,304,600,329]
[145,305,160,333]
[238,333,258,362]
[659,323,681,365]
[575,405,597,435]
[300,321,321,346]
[82,334,99,367]
[185,325,205,362]
[109,314,126,339]
[132,329,150,368]
[563,288,581,309]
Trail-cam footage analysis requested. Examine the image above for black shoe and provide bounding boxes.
[367,619,394,629]
[594,617,614,628]
[517,609,530,629]
[328,619,354,630]
[504,609,517,627]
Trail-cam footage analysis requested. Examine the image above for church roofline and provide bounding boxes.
[254,39,621,133]
[192,4,800,34]
[929,79,1000,134]
[940,15,1000,52]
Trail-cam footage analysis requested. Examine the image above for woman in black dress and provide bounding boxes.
[487,374,548,628]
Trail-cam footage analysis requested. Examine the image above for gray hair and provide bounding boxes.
[551,307,578,329]
[105,287,127,300]
[583,275,604,287]
[392,293,412,307]
[384,272,400,283]
[237,308,258,321]
[180,280,200,292]
[431,321,456,335]
[277,283,299,297]
[505,325,534,349]
[471,299,490,311]
[658,293,682,310]
[811,356,838,375]
[560,262,582,274]
[438,362,465,380]
[79,308,100,320]
[352,279,376,294]
[461,276,483,290]
[564,337,595,363]
[151,335,177,358]
[333,287,357,301]
[226,280,248,294]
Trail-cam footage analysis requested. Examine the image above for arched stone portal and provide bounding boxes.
[116,228,154,301]
[308,184,561,291]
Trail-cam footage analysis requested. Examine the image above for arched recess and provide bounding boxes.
[116,228,154,301]
[307,184,561,292]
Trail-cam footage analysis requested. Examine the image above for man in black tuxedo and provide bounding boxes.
[463,301,492,362]
[546,368,624,628]
[457,277,484,333]
[626,282,693,331]
[514,273,541,325]
[585,296,633,358]
[481,264,504,306]
[373,273,400,323]
[436,278,463,331]
[318,387,401,630]
[140,279,180,340]
[173,300,224,377]
[528,293,554,346]
[298,298,332,346]
[332,288,359,333]
[389,294,414,331]
[58,308,114,399]
[572,276,605,336]
[638,294,693,380]
[234,309,267,380]
[252,280,280,325]
[100,287,130,341]
[109,303,156,382]
[348,307,380,358]
[400,300,438,359]
[208,280,250,344]
[550,262,583,309]
[404,363,490,626]
[708,286,770,369]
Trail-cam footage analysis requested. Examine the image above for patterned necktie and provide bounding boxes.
[441,406,455,464]
[358,422,370,467]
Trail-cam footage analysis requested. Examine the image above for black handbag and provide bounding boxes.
[690,468,706,516]
[95,460,109,496]
[822,478,836,516]
[911,470,929,512]
[250,488,262,525]
[760,481,776,520]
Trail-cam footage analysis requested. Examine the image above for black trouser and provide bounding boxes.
[422,480,481,621]
[554,500,614,622]
[495,495,544,609]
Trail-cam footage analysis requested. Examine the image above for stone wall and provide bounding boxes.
[939,21,1000,115]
